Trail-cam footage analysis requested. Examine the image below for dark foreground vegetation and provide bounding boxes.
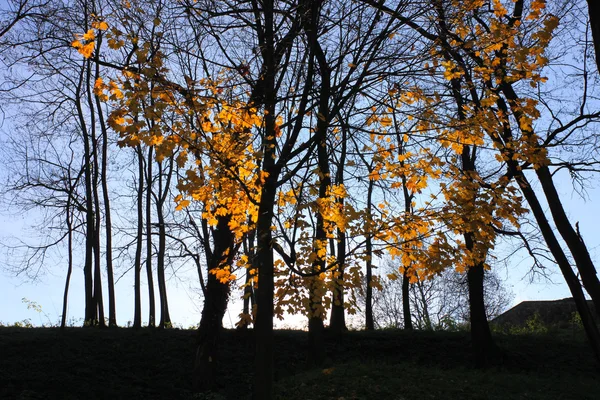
[0,327,597,400]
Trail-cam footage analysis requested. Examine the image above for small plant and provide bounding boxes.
[0,318,34,328]
[570,311,583,330]
[437,316,469,332]
[21,298,56,327]
[508,312,548,335]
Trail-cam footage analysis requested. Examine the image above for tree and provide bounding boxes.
[0,0,116,327]
[373,260,513,330]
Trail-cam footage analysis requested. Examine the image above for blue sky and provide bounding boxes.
[1,0,598,328]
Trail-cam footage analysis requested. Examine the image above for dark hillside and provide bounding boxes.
[0,327,597,399]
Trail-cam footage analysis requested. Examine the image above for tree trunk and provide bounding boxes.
[402,271,413,330]
[586,0,600,73]
[512,169,600,362]
[93,41,116,327]
[490,88,600,363]
[61,194,74,330]
[74,58,95,326]
[447,59,497,364]
[365,178,375,331]
[330,123,347,336]
[145,146,156,327]
[133,146,144,329]
[306,23,330,364]
[156,159,172,329]
[329,228,347,335]
[416,279,432,330]
[465,244,497,367]
[239,231,255,330]
[399,137,414,331]
[461,146,497,365]
[85,44,105,328]
[253,172,278,400]
[499,83,600,316]
[252,0,279,397]
[194,216,234,391]
[534,165,600,315]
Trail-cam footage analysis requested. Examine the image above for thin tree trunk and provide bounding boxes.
[490,88,600,363]
[94,48,116,326]
[365,177,375,331]
[94,35,117,327]
[512,168,600,362]
[240,231,256,329]
[397,132,414,331]
[330,123,347,335]
[133,146,144,329]
[87,55,105,329]
[416,279,432,330]
[306,9,331,363]
[330,227,347,335]
[535,165,600,313]
[586,0,600,73]
[74,57,95,326]
[498,83,600,316]
[402,271,413,330]
[61,192,74,330]
[156,159,172,328]
[145,146,156,327]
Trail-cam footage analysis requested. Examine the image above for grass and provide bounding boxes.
[0,327,597,399]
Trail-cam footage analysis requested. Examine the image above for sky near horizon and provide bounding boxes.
[1,167,598,328]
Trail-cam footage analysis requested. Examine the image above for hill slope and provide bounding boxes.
[0,327,597,399]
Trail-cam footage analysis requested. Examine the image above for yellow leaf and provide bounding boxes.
[83,29,95,41]
[108,38,125,50]
[175,199,190,211]
[92,21,109,31]
[380,116,393,127]
[78,42,95,58]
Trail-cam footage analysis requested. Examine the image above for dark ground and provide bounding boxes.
[0,327,598,399]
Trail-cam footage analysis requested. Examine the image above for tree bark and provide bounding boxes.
[133,146,144,329]
[490,86,600,363]
[329,227,347,335]
[586,0,600,73]
[61,188,74,329]
[194,216,234,391]
[74,58,95,326]
[365,177,375,331]
[145,147,156,327]
[534,165,600,314]
[239,231,256,330]
[498,83,600,316]
[402,271,413,330]
[465,235,498,367]
[306,3,330,363]
[330,116,348,336]
[511,168,600,362]
[93,39,116,327]
[156,159,172,329]
[253,172,278,400]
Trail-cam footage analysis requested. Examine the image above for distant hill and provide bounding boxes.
[491,298,597,330]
